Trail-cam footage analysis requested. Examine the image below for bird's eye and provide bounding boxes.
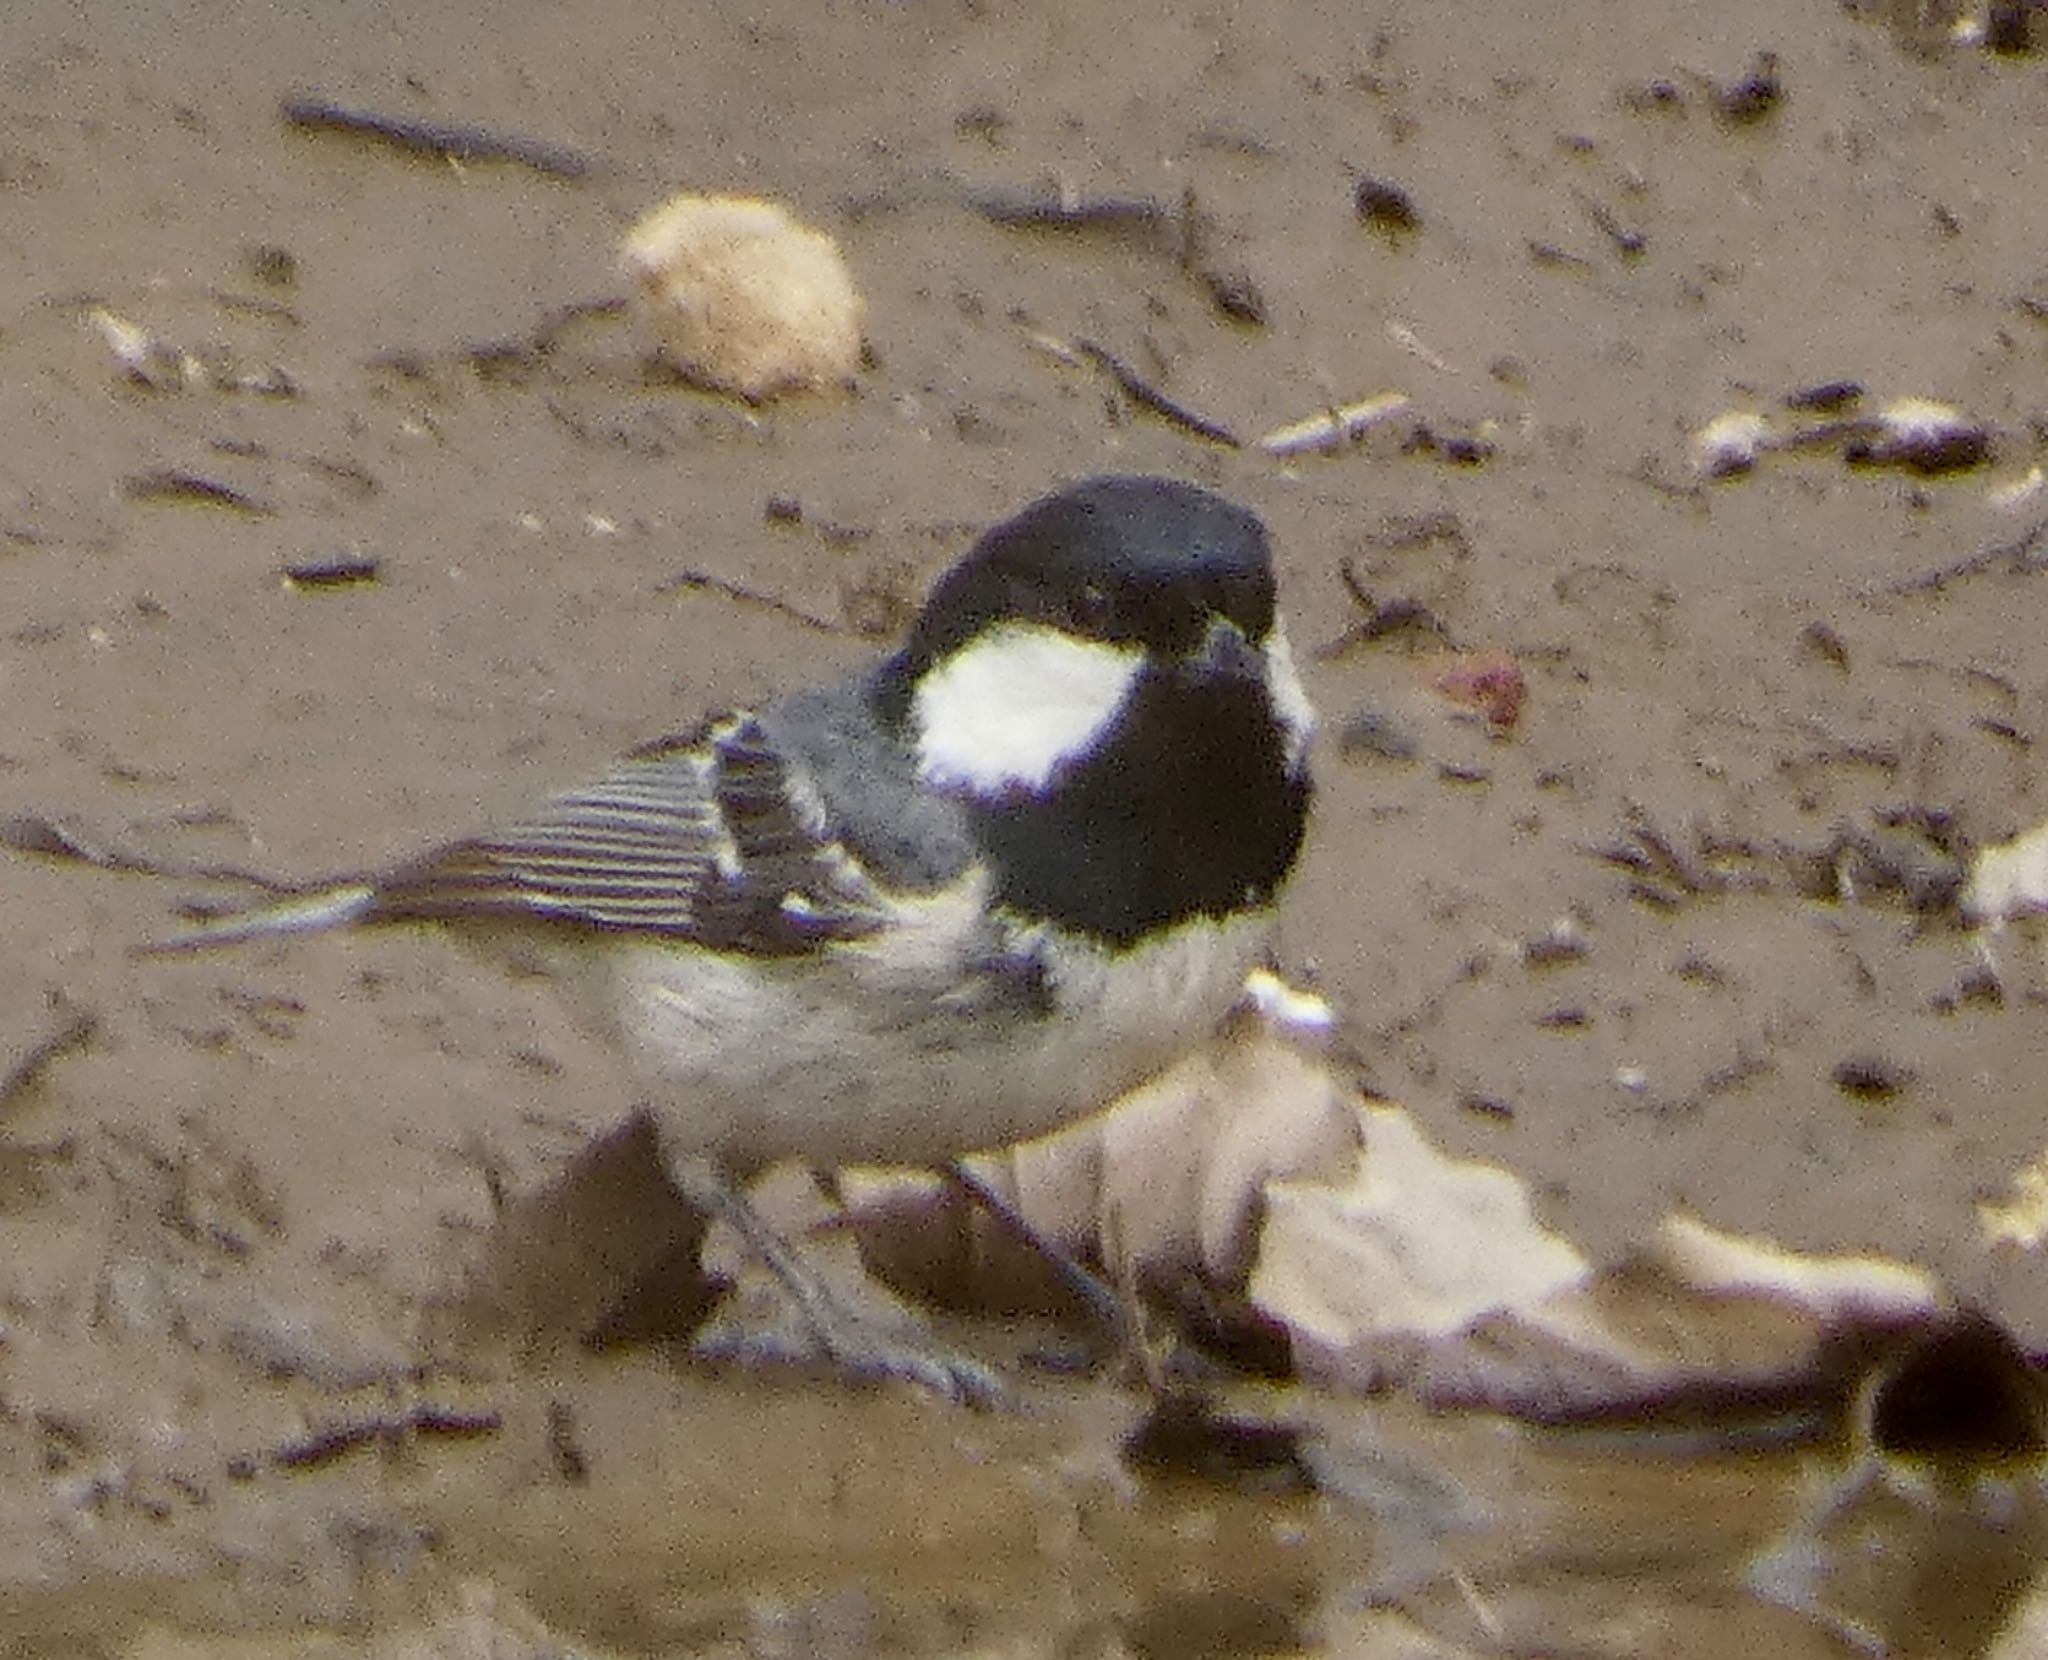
[1072,581,1113,629]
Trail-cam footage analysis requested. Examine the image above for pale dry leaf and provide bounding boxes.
[840,1026,1360,1309]
[1654,1212,1942,1320]
[1085,1027,1357,1284]
[1250,1103,1590,1359]
[1981,1147,2048,1250]
[1963,819,2048,929]
[1254,1118,1948,1416]
[1413,1215,1943,1418]
[1691,409,1774,479]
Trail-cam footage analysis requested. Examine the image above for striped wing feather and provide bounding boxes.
[364,713,889,954]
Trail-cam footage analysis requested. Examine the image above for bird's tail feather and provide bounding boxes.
[138,883,380,954]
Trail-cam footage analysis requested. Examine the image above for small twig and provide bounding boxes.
[1625,818,1718,895]
[1573,190,1647,258]
[1582,808,1748,905]
[1874,517,2048,597]
[1311,558,1450,658]
[122,470,273,515]
[267,1404,502,1471]
[526,295,629,354]
[1312,598,1447,659]
[1072,338,1241,447]
[944,1161,1127,1342]
[965,185,1174,235]
[0,810,301,894]
[1784,380,1864,414]
[546,1401,589,1483]
[656,569,852,636]
[281,554,381,590]
[463,295,631,375]
[0,1000,97,1115]
[1528,240,1595,272]
[1255,391,1412,457]
[281,93,597,179]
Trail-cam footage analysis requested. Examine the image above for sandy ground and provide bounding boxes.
[5,0,2048,1653]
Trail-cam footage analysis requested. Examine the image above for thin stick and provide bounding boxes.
[0,1002,97,1116]
[281,93,597,180]
[944,1160,1128,1342]
[1255,392,1412,457]
[1072,338,1241,447]
[655,569,852,636]
[1875,518,2048,597]
[0,812,303,894]
[965,186,1173,233]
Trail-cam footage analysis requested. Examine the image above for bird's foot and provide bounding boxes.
[678,1162,1012,1409]
[693,1301,1011,1409]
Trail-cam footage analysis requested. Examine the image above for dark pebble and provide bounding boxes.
[1832,1053,1909,1100]
[1355,176,1420,233]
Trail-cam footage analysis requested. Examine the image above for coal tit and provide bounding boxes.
[164,475,1316,1388]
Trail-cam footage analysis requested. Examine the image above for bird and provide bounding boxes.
[158,474,1317,1397]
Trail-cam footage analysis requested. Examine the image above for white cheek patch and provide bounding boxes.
[1264,624,1317,773]
[914,623,1145,798]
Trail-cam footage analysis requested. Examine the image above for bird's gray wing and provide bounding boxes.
[348,711,894,955]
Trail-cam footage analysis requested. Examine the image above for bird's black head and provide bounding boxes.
[896,475,1279,672]
[873,476,1314,948]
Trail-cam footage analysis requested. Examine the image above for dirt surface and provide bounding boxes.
[6,0,2048,1653]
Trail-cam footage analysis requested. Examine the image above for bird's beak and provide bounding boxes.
[1193,617,1263,682]
[1179,617,1316,776]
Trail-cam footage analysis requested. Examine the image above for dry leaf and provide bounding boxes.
[842,1027,1360,1310]
[1963,819,2048,929]
[1250,1103,1590,1374]
[1655,1212,1941,1319]
[1252,1104,1949,1418]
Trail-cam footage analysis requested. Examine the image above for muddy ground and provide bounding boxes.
[5,0,2048,1654]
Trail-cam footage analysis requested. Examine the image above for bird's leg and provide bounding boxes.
[942,1159,1129,1344]
[669,1158,1011,1410]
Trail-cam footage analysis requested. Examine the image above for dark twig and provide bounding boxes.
[282,554,381,590]
[656,570,854,637]
[463,296,630,375]
[1574,190,1647,259]
[1874,517,2048,597]
[1581,807,1774,907]
[0,1000,97,1115]
[0,811,301,894]
[281,93,597,180]
[267,1403,502,1471]
[965,186,1174,235]
[526,295,630,353]
[1072,339,1241,448]
[1311,558,1450,659]
[122,471,273,515]
[944,1160,1128,1343]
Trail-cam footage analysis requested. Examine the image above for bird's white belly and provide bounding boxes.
[598,906,1276,1173]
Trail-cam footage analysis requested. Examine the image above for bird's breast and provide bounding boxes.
[601,898,1279,1174]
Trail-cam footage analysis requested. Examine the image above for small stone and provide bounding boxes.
[1337,708,1418,762]
[1832,1053,1909,1101]
[1521,916,1590,967]
[1716,52,1783,123]
[1784,380,1862,413]
[1986,0,2036,54]
[1354,176,1420,234]
[1202,267,1267,326]
[246,244,298,288]
[1844,398,1991,475]
[621,193,865,401]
